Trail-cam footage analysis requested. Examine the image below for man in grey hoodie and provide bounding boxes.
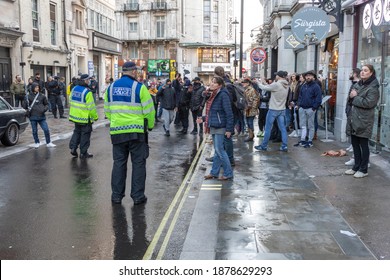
[254,71,289,152]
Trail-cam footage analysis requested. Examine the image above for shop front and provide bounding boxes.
[88,31,121,84]
[356,0,390,149]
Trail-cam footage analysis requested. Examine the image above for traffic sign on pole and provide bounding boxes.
[250,47,267,64]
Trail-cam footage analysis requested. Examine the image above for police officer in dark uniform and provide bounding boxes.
[105,62,155,205]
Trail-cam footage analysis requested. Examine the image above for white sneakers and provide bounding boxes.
[345,169,356,175]
[46,142,56,148]
[345,158,370,167]
[345,169,368,178]
[33,143,40,149]
[346,145,353,152]
[289,130,300,137]
[353,171,368,178]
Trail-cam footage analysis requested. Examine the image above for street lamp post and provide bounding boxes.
[232,18,239,80]
[239,0,244,78]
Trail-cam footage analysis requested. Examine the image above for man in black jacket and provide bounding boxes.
[47,76,65,119]
[157,79,176,136]
[177,78,192,134]
[190,77,205,135]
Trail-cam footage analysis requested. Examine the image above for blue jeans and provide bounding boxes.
[246,116,255,130]
[210,133,233,178]
[30,119,51,144]
[261,109,288,149]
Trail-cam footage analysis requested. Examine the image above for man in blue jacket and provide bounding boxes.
[295,70,322,148]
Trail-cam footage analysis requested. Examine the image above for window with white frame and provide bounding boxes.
[203,25,210,42]
[32,0,39,42]
[157,45,165,58]
[50,3,56,45]
[89,9,95,29]
[130,46,138,59]
[204,0,211,24]
[129,21,138,33]
[76,9,83,30]
[156,16,165,38]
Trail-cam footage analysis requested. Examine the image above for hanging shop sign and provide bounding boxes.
[284,30,305,49]
[291,7,330,43]
[250,48,267,64]
[363,0,390,29]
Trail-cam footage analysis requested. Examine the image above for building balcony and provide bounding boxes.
[123,3,139,12]
[151,1,167,11]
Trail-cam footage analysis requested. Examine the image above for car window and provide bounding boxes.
[0,98,8,111]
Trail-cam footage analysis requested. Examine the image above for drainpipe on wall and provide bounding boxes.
[62,0,71,107]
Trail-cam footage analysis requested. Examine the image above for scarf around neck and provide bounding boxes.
[204,88,219,134]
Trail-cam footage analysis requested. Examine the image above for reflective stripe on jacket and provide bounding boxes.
[69,85,98,124]
[104,75,155,135]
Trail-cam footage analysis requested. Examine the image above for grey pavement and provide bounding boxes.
[180,129,390,260]
[0,102,109,160]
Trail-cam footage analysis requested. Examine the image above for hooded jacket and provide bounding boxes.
[258,79,289,110]
[346,76,380,139]
[297,80,322,110]
[23,91,49,119]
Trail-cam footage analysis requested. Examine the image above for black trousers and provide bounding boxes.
[191,109,203,132]
[14,94,26,107]
[49,94,64,117]
[178,106,189,130]
[69,123,92,154]
[351,135,370,173]
[111,140,149,202]
[258,108,268,132]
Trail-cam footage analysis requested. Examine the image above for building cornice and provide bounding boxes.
[179,42,234,49]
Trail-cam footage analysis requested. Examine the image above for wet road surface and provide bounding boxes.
[0,124,202,259]
[1,115,390,260]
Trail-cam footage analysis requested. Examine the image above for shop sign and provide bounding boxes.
[363,0,390,29]
[291,7,330,43]
[284,30,305,49]
[201,63,231,72]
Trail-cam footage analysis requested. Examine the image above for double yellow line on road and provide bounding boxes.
[143,140,207,260]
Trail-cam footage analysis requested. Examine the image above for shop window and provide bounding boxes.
[199,49,228,63]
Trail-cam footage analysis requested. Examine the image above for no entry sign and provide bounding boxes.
[250,47,267,64]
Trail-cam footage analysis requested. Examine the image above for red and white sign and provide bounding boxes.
[250,48,267,64]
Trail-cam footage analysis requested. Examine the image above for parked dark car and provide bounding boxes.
[0,96,29,146]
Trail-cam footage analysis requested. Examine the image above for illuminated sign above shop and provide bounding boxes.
[363,0,390,29]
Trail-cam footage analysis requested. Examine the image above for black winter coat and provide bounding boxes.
[24,92,49,119]
[157,85,177,110]
[346,76,380,139]
[190,84,205,111]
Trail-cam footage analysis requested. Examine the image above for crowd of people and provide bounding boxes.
[8,62,379,205]
[143,64,379,180]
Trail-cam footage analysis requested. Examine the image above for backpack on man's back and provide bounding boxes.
[226,83,246,110]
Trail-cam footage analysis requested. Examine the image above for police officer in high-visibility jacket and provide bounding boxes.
[105,61,155,205]
[69,74,98,159]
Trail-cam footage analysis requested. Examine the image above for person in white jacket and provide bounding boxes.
[254,71,289,152]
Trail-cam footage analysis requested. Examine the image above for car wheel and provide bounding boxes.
[1,123,20,146]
